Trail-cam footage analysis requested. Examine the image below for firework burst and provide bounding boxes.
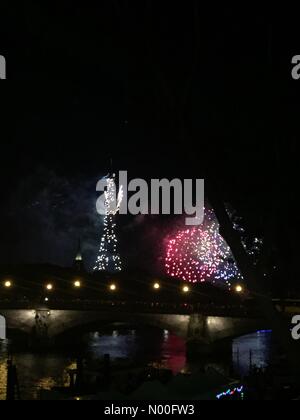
[165,209,242,287]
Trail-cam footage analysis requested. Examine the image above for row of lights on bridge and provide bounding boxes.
[152,283,245,294]
[153,282,190,294]
[2,280,82,290]
[2,280,244,294]
[1,280,190,293]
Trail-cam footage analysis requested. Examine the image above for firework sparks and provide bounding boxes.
[165,209,242,287]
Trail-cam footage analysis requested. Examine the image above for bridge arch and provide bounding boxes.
[203,316,269,343]
[48,311,191,340]
[0,310,267,353]
[53,320,181,347]
[186,315,270,356]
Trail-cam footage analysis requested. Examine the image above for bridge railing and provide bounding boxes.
[0,298,260,318]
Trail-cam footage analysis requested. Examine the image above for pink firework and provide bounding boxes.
[165,210,241,285]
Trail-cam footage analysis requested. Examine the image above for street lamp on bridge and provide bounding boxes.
[74,280,81,288]
[4,280,12,288]
[235,284,244,294]
[182,285,190,294]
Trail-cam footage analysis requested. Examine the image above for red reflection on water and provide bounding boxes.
[161,333,187,374]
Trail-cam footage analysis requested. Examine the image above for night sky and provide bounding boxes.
[0,4,298,285]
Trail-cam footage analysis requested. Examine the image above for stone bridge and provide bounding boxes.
[0,309,268,355]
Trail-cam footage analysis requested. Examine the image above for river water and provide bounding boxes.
[0,329,273,400]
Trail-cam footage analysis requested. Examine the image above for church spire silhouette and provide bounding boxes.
[73,239,85,272]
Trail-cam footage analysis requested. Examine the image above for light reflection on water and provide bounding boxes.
[0,346,72,400]
[232,331,273,376]
[0,329,273,400]
[84,328,187,373]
